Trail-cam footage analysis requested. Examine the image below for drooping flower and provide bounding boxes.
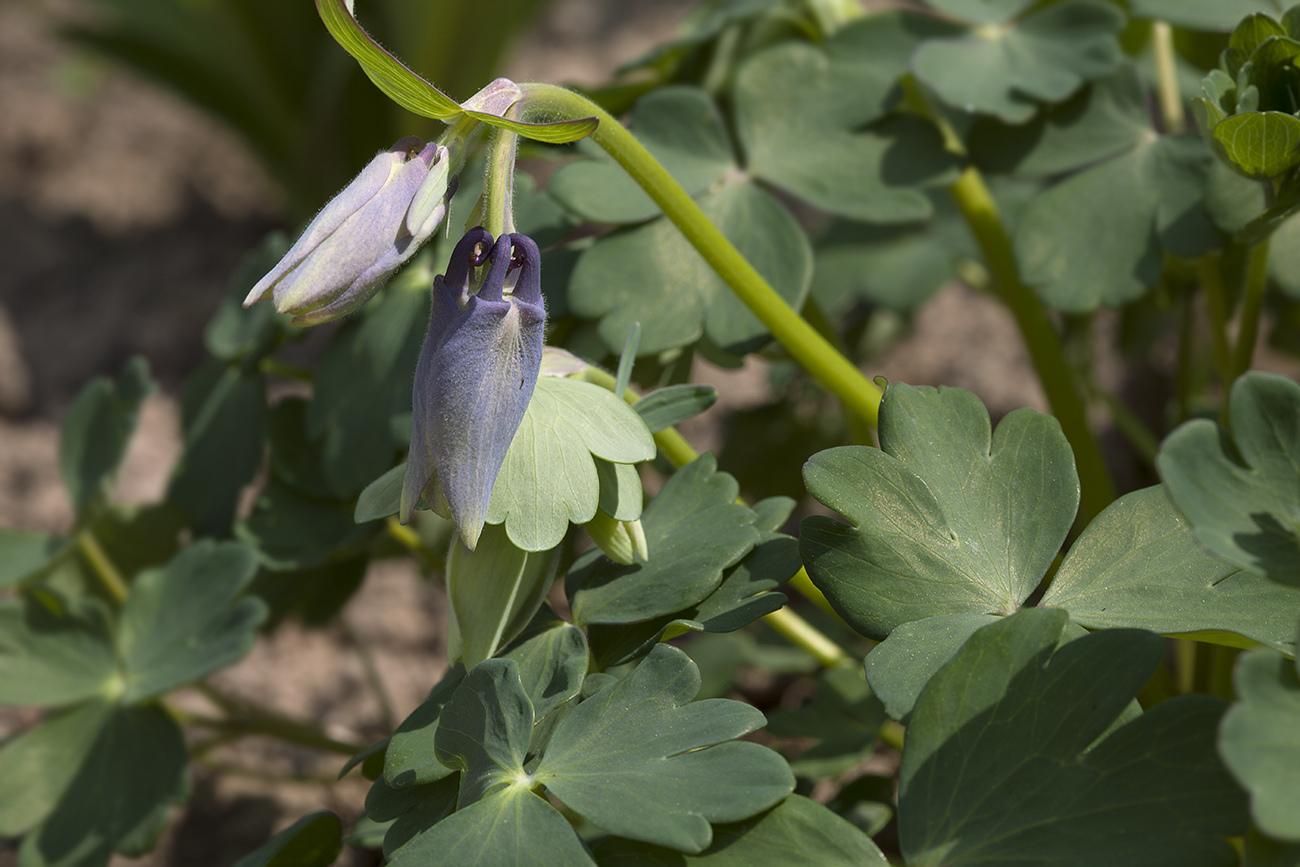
[402,229,546,550]
[243,136,453,326]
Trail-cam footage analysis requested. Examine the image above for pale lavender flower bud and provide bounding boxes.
[402,230,546,550]
[243,136,453,326]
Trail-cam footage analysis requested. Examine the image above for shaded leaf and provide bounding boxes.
[864,612,1000,721]
[568,455,760,627]
[534,644,794,853]
[568,177,812,357]
[446,524,552,668]
[0,530,68,589]
[1220,649,1300,840]
[236,482,376,570]
[633,385,718,433]
[913,0,1125,124]
[0,596,115,707]
[1043,486,1300,654]
[899,608,1248,866]
[766,665,886,778]
[232,811,342,867]
[1158,372,1300,587]
[592,795,888,866]
[20,704,188,866]
[435,660,534,807]
[117,540,266,702]
[0,700,110,836]
[59,357,154,515]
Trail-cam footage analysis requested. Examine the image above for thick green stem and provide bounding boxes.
[519,83,883,427]
[483,107,520,237]
[946,168,1115,525]
[1233,238,1272,380]
[764,607,849,667]
[1152,21,1185,134]
[1197,254,1235,389]
[77,531,128,604]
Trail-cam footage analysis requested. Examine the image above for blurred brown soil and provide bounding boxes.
[4,0,1299,865]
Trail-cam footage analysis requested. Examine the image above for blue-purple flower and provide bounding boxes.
[243,136,453,326]
[402,229,546,550]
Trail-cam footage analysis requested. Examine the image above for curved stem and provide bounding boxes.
[764,607,849,667]
[519,83,883,428]
[1233,238,1272,381]
[77,531,128,604]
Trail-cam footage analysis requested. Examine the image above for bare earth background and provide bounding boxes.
[1,0,1275,863]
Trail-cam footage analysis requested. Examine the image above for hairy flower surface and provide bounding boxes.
[244,136,452,325]
[402,229,546,549]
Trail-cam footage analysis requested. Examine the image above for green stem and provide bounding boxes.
[1152,21,1185,134]
[519,83,883,428]
[196,682,366,757]
[76,531,128,604]
[765,607,849,667]
[945,167,1115,525]
[483,106,520,237]
[1233,238,1272,380]
[387,516,446,574]
[258,358,314,382]
[1197,254,1234,390]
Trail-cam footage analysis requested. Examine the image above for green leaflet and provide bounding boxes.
[1220,649,1300,840]
[1015,133,1221,312]
[533,644,794,853]
[1043,486,1300,655]
[1129,0,1287,32]
[485,375,656,552]
[231,811,343,867]
[117,540,266,703]
[59,356,154,516]
[800,383,1078,640]
[899,609,1248,866]
[591,795,888,866]
[1158,372,1300,587]
[912,0,1125,124]
[0,596,116,707]
[567,455,760,627]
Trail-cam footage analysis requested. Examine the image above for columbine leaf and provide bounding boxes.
[0,700,110,837]
[899,608,1248,866]
[912,0,1125,124]
[1220,649,1300,840]
[59,356,154,515]
[485,375,656,552]
[591,795,888,867]
[734,24,963,222]
[20,703,188,866]
[969,65,1152,178]
[1042,486,1300,655]
[386,786,596,867]
[567,455,760,627]
[1129,0,1287,32]
[434,659,534,807]
[568,176,812,356]
[232,811,343,867]
[385,665,467,787]
[741,32,960,221]
[533,644,794,853]
[236,481,376,569]
[586,530,797,668]
[1158,371,1300,587]
[117,540,266,703]
[0,596,116,707]
[167,359,267,537]
[1015,133,1220,312]
[1209,111,1300,179]
[801,383,1078,640]
[0,529,68,589]
[864,612,1000,721]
